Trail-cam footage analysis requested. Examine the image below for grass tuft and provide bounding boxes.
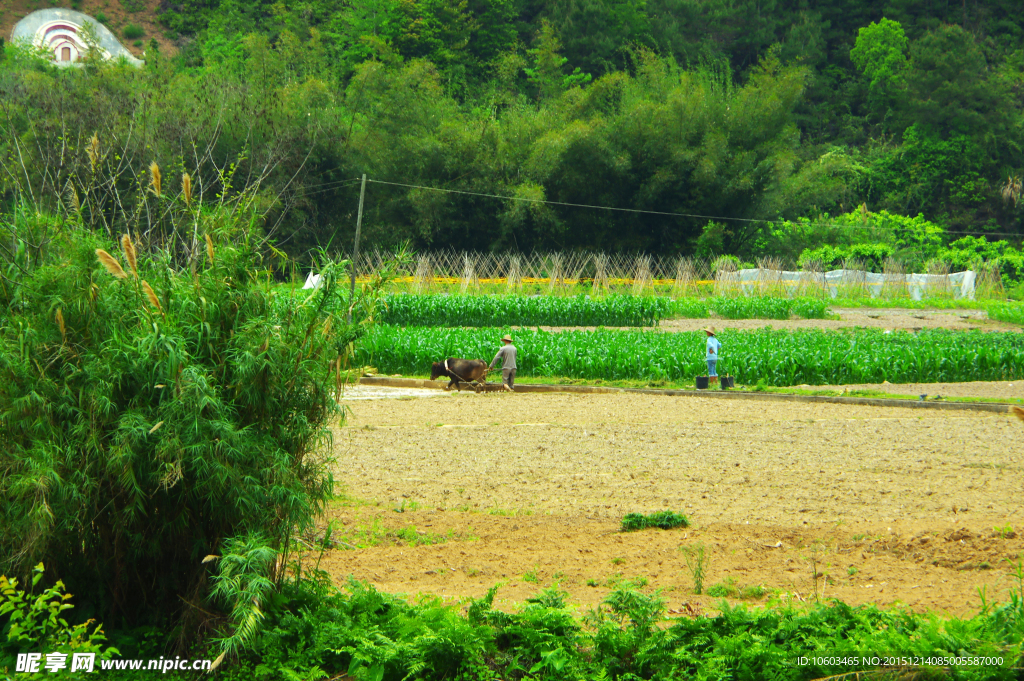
[620,510,689,532]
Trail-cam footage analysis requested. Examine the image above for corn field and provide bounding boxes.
[357,326,1024,385]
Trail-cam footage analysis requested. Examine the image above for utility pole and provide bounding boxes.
[348,174,367,323]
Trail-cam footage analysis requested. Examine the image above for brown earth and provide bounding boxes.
[322,390,1024,617]
[1,0,175,58]
[664,308,1022,333]
[798,381,1024,401]
[533,308,1021,334]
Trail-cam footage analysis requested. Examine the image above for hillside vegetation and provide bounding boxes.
[0,0,1022,262]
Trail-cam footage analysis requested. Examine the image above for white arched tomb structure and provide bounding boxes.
[10,9,143,67]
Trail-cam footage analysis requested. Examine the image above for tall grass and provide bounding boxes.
[0,211,397,632]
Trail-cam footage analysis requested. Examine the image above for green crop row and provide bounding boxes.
[672,296,832,320]
[379,294,671,327]
[989,303,1024,326]
[376,294,832,327]
[357,326,1024,386]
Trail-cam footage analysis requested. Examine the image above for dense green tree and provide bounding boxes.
[850,17,908,117]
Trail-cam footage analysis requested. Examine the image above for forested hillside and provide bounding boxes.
[1,0,1022,261]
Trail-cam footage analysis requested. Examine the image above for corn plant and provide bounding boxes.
[673,296,832,320]
[379,293,671,327]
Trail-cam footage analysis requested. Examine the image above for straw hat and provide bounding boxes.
[703,326,716,335]
[502,334,513,343]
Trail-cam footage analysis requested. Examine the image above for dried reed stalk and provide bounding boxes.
[149,162,162,197]
[840,258,866,298]
[881,258,908,300]
[96,249,127,279]
[413,254,433,293]
[632,255,653,296]
[547,253,563,294]
[799,259,826,298]
[87,133,100,170]
[713,256,738,296]
[591,254,609,295]
[142,280,163,314]
[459,253,478,294]
[507,255,522,292]
[121,234,138,278]
[975,260,1004,300]
[55,308,66,344]
[925,259,952,299]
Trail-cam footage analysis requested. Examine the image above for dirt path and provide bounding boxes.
[796,381,1023,401]
[324,391,1024,615]
[528,308,1022,334]
[661,308,1021,333]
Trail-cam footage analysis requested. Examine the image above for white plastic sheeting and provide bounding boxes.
[721,269,976,301]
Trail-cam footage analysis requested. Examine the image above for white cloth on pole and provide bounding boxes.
[724,269,975,300]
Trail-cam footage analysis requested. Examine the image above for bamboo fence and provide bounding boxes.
[345,249,1004,299]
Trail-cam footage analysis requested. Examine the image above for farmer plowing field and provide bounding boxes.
[489,334,518,392]
[430,358,490,392]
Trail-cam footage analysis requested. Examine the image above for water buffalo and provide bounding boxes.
[430,358,489,392]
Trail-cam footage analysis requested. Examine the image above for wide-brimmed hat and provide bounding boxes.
[502,334,513,343]
[703,326,716,335]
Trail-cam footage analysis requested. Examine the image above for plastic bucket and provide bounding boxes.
[695,376,710,390]
[720,376,735,389]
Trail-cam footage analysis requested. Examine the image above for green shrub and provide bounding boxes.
[0,213,392,628]
[620,511,689,531]
[989,303,1024,325]
[95,12,108,23]
[221,577,1024,680]
[0,563,119,677]
[123,24,145,40]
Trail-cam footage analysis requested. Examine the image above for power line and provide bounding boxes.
[365,178,1018,238]
[367,178,769,224]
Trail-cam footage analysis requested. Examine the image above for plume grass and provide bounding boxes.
[95,249,127,279]
[87,133,100,170]
[121,234,138,278]
[149,161,162,197]
[142,280,163,313]
[55,308,66,343]
[206,233,215,262]
[182,172,193,207]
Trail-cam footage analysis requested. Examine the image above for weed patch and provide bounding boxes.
[620,510,690,532]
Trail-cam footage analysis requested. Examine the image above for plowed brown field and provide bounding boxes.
[322,390,1024,616]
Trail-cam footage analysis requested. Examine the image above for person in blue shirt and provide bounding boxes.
[704,326,722,386]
